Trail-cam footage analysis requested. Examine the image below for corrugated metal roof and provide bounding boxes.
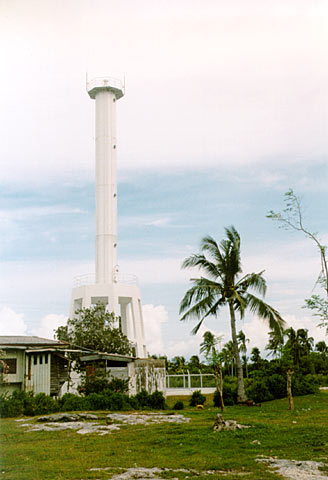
[0,336,66,346]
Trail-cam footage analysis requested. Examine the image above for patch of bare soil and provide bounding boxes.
[257,457,328,479]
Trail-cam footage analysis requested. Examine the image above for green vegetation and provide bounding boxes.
[1,392,328,480]
[0,389,166,418]
[55,304,132,358]
[179,226,285,403]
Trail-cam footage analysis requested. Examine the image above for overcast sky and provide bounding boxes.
[1,0,328,359]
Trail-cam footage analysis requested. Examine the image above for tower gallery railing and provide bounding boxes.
[73,273,139,287]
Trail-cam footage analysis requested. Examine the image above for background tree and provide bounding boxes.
[180,226,285,403]
[268,188,328,334]
[237,330,249,378]
[55,304,133,364]
[200,331,225,411]
[266,328,284,358]
[222,340,235,377]
[188,355,201,372]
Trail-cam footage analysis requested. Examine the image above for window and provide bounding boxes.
[45,354,48,364]
[5,358,17,374]
[39,355,43,365]
[34,355,37,365]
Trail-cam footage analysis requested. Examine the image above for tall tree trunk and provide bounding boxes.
[229,301,247,402]
[287,368,294,410]
[213,363,225,412]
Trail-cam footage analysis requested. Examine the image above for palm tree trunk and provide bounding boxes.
[229,301,247,402]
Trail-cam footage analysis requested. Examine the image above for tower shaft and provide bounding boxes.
[95,90,118,284]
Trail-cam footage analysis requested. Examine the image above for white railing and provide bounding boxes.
[73,272,138,287]
[87,76,125,95]
[166,373,216,389]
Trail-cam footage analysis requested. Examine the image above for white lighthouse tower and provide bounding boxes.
[70,77,147,358]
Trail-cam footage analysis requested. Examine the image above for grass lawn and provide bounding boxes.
[1,392,327,480]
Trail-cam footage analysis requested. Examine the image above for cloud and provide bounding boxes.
[242,312,327,357]
[142,304,168,355]
[120,215,172,228]
[0,306,28,335]
[1,1,328,186]
[165,324,226,360]
[30,313,67,340]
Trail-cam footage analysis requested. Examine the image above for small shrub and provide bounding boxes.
[293,375,319,396]
[149,390,166,409]
[173,400,184,410]
[246,378,274,403]
[222,380,237,405]
[213,389,223,408]
[34,393,58,415]
[135,389,151,408]
[0,391,24,417]
[23,392,37,416]
[127,395,140,410]
[83,392,108,410]
[107,378,129,394]
[266,374,286,399]
[59,393,84,412]
[107,392,129,411]
[189,390,206,406]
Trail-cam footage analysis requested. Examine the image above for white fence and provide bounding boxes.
[165,373,216,396]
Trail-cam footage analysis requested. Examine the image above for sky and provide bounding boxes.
[1,0,328,360]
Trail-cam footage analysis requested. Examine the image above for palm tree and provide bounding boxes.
[179,226,285,403]
[223,340,236,377]
[266,328,284,358]
[200,331,223,359]
[200,331,225,411]
[237,330,249,377]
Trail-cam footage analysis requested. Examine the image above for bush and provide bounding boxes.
[149,390,166,409]
[173,400,184,410]
[127,395,140,410]
[59,393,84,412]
[293,375,319,396]
[83,392,108,410]
[0,391,24,417]
[246,378,274,403]
[135,389,151,408]
[213,389,224,408]
[189,390,206,406]
[107,378,129,394]
[33,393,58,415]
[266,374,286,399]
[79,371,111,395]
[222,379,237,405]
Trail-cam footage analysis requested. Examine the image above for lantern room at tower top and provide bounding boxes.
[69,77,147,359]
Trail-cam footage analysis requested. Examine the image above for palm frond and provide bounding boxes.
[245,292,286,340]
[236,272,267,297]
[181,254,223,280]
[190,299,223,335]
[201,235,226,270]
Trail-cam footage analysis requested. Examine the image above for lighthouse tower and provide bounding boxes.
[70,77,147,358]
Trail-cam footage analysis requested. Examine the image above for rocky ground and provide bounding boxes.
[17,412,190,435]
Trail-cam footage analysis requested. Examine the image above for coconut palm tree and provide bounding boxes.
[179,226,285,402]
[266,328,285,359]
[237,330,249,377]
[200,331,225,411]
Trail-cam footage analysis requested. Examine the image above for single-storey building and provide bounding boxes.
[0,336,166,397]
[0,336,74,396]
